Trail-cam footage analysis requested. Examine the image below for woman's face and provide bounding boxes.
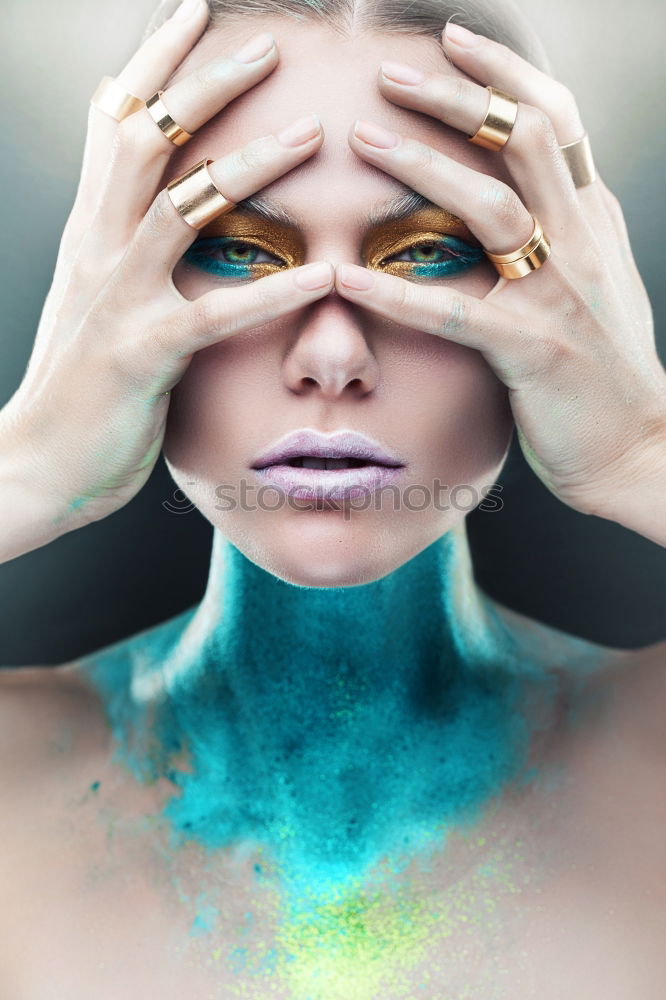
[162,19,514,586]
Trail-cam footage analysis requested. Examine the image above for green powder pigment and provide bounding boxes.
[83,531,560,995]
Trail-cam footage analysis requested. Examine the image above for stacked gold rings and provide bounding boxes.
[167,158,237,229]
[469,86,518,151]
[485,216,551,279]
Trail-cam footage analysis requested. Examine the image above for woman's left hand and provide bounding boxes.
[334,23,666,545]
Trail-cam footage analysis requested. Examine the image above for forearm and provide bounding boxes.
[589,427,666,547]
[0,417,67,564]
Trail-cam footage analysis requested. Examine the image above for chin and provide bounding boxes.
[222,509,453,589]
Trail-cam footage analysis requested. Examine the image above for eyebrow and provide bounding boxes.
[233,189,439,227]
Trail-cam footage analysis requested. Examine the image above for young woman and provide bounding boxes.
[1,0,664,996]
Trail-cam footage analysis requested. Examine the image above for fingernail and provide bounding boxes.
[231,31,275,63]
[380,60,426,86]
[353,119,399,149]
[445,22,480,48]
[294,261,334,291]
[338,264,375,291]
[276,113,321,147]
[172,0,202,22]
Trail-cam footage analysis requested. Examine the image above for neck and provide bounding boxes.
[92,524,548,899]
[184,521,504,689]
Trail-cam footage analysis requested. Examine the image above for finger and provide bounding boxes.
[440,22,612,221]
[91,35,280,255]
[120,262,335,390]
[114,116,324,289]
[441,22,584,145]
[68,0,209,251]
[377,61,581,232]
[348,118,570,261]
[333,263,548,386]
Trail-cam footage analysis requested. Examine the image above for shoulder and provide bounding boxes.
[0,604,197,775]
[486,595,666,748]
[0,664,111,780]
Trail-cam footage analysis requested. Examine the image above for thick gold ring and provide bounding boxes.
[145,91,192,146]
[90,76,144,122]
[166,158,237,229]
[484,216,551,279]
[560,133,597,188]
[468,86,519,151]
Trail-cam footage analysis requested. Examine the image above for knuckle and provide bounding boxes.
[444,75,476,106]
[228,142,269,176]
[251,278,281,322]
[517,104,558,155]
[436,295,468,337]
[185,292,222,338]
[408,141,437,176]
[143,188,178,242]
[548,81,580,123]
[111,113,144,159]
[481,180,524,228]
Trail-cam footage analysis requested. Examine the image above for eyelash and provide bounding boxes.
[182,235,484,280]
[182,238,285,278]
[381,235,485,278]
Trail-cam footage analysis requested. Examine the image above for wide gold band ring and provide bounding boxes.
[484,216,551,279]
[166,158,237,229]
[90,76,144,122]
[469,86,519,151]
[560,133,597,188]
[145,91,192,146]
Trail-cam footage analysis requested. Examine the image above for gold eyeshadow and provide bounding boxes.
[197,210,306,276]
[362,207,481,271]
[193,205,480,280]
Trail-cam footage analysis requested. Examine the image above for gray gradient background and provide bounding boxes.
[1,0,664,664]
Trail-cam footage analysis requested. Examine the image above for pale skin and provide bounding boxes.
[0,0,665,996]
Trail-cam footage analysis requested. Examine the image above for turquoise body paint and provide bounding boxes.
[84,526,556,902]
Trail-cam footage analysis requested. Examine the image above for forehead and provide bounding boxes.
[164,19,510,223]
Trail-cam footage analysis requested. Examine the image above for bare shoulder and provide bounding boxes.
[485,595,666,747]
[0,664,111,774]
[579,636,666,739]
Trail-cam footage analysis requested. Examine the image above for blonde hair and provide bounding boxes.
[143,0,551,73]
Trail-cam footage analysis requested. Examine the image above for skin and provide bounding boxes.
[0,4,665,999]
[161,22,516,587]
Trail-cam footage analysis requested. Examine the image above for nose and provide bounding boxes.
[282,289,380,400]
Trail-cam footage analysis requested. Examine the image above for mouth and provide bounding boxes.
[251,455,406,502]
[249,429,406,501]
[257,455,396,470]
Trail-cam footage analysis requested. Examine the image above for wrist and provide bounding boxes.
[586,408,666,546]
[0,408,70,563]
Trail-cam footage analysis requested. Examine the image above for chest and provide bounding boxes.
[2,772,665,1000]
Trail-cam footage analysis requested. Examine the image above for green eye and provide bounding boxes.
[183,237,286,278]
[383,236,484,277]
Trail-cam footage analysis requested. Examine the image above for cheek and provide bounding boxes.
[402,336,512,481]
[162,331,279,473]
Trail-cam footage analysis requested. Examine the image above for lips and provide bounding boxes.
[250,428,406,501]
[251,429,405,470]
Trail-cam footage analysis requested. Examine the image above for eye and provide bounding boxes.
[380,235,484,279]
[182,237,288,279]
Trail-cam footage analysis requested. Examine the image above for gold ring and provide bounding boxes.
[145,91,192,146]
[560,133,597,188]
[90,76,144,122]
[166,158,237,229]
[469,86,519,151]
[484,216,551,279]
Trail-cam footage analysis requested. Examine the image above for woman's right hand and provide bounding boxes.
[0,0,332,559]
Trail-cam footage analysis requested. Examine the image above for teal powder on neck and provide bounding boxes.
[85,529,551,902]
